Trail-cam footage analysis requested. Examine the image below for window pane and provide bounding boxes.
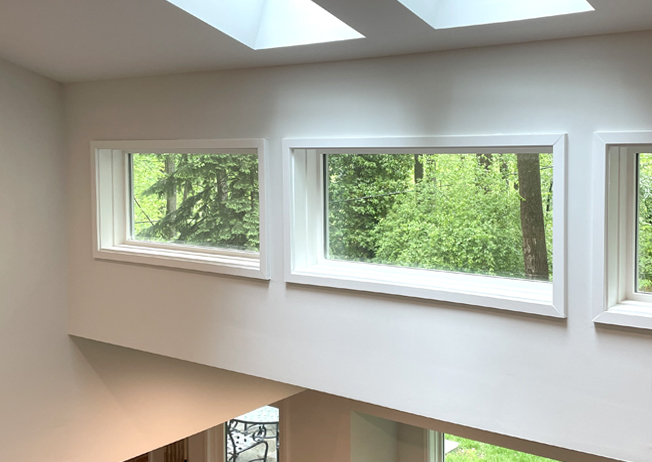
[131,153,259,251]
[445,434,557,462]
[637,153,652,293]
[326,153,553,281]
[226,405,280,462]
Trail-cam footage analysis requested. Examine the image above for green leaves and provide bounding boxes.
[327,153,553,280]
[638,154,652,292]
[327,153,414,261]
[132,150,556,281]
[131,153,259,251]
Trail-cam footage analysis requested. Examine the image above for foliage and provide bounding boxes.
[327,154,414,261]
[327,152,553,280]
[132,153,259,251]
[445,435,557,462]
[131,150,557,280]
[638,153,652,291]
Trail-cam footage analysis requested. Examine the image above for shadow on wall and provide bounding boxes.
[70,336,301,462]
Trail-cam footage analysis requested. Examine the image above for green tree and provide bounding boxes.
[132,153,259,251]
[327,153,414,261]
[326,152,553,281]
[375,154,529,278]
[637,153,652,291]
[517,153,549,281]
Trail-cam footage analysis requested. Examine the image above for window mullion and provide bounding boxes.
[112,149,128,246]
[426,430,445,462]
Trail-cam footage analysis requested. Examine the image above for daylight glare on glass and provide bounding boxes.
[130,153,259,251]
[326,153,553,281]
[637,153,652,293]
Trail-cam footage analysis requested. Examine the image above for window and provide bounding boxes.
[326,152,553,280]
[439,432,556,462]
[396,0,593,31]
[593,132,652,329]
[284,135,567,317]
[92,139,269,279]
[225,405,280,462]
[165,0,363,50]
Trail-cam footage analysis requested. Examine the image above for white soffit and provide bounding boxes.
[397,0,595,30]
[165,0,364,50]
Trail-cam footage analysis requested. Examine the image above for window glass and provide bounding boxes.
[444,434,556,461]
[226,405,280,462]
[130,153,259,251]
[326,153,553,281]
[637,153,652,293]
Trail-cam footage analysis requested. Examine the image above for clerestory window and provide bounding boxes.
[284,135,567,317]
[92,139,269,279]
[593,132,652,330]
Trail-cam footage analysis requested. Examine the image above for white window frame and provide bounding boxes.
[91,139,269,279]
[593,131,652,329]
[283,135,567,317]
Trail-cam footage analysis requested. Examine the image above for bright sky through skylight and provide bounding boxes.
[397,0,594,30]
[165,0,364,50]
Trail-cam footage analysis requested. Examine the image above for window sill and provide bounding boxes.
[593,301,652,330]
[94,242,268,279]
[286,260,562,318]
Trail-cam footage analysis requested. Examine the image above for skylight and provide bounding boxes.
[165,0,364,50]
[397,0,594,30]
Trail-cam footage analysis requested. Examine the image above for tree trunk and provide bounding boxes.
[165,157,177,215]
[181,154,191,202]
[414,154,423,183]
[476,153,493,192]
[517,154,549,281]
[165,156,177,238]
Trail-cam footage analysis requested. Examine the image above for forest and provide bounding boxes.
[131,150,558,283]
[325,152,553,281]
[132,153,260,252]
[128,150,652,290]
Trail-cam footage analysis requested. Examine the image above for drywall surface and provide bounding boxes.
[351,413,398,462]
[0,55,301,462]
[397,423,428,462]
[66,30,652,461]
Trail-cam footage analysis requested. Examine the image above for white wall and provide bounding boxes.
[397,423,428,462]
[66,30,652,461]
[350,414,425,462]
[351,413,398,462]
[0,55,300,462]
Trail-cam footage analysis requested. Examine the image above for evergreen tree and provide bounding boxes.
[132,153,259,251]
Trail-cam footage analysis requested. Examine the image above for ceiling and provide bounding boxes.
[0,0,651,83]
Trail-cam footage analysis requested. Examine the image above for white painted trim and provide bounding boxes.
[283,135,567,318]
[592,131,652,330]
[91,139,270,279]
[427,429,445,462]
